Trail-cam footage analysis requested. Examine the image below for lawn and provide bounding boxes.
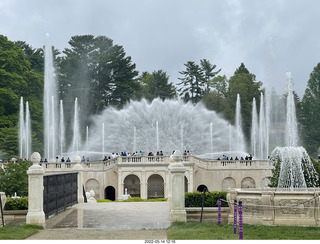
[0,224,42,240]
[167,222,320,240]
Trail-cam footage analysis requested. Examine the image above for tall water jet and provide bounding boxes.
[44,34,58,161]
[251,98,258,158]
[71,97,80,157]
[285,72,298,147]
[133,126,136,153]
[156,121,159,152]
[210,122,213,156]
[180,124,184,153]
[102,123,105,158]
[269,72,318,190]
[86,126,89,153]
[259,93,266,159]
[19,97,31,159]
[59,100,65,157]
[25,101,31,159]
[19,97,25,159]
[235,94,243,153]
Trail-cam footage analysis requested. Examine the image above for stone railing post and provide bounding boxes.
[169,150,186,222]
[26,152,45,227]
[73,156,84,204]
[261,191,274,225]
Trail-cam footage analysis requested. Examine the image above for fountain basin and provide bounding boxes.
[227,188,320,226]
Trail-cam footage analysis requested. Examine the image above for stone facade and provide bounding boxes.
[41,156,270,201]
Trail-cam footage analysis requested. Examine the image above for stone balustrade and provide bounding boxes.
[39,156,269,173]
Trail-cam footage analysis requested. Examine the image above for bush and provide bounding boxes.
[123,197,144,202]
[96,199,113,202]
[185,191,228,207]
[4,197,28,210]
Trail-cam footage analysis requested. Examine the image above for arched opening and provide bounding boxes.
[241,177,256,188]
[104,186,116,201]
[184,176,188,192]
[222,177,236,191]
[197,184,208,192]
[124,174,141,198]
[147,174,164,199]
[85,178,100,199]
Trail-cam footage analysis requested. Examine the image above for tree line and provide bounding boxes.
[0,34,319,160]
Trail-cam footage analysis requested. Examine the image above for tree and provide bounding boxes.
[178,61,204,104]
[0,160,32,196]
[200,59,221,93]
[0,35,43,159]
[301,63,320,157]
[138,70,177,101]
[178,60,220,104]
[226,63,263,141]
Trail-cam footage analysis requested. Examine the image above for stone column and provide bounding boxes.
[117,171,123,200]
[141,171,147,199]
[169,150,187,222]
[26,152,45,227]
[73,156,84,204]
[261,191,274,225]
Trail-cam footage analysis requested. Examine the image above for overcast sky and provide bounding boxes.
[1,0,320,98]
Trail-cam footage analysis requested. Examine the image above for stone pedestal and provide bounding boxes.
[73,156,84,204]
[169,150,187,222]
[26,152,45,227]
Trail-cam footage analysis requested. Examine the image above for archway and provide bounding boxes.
[124,174,141,198]
[197,184,208,192]
[184,176,188,192]
[241,177,256,188]
[222,177,236,191]
[85,178,100,199]
[105,186,116,201]
[147,174,164,199]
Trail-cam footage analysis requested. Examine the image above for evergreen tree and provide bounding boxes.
[227,63,263,142]
[0,35,43,159]
[301,63,320,157]
[138,70,177,101]
[178,61,204,104]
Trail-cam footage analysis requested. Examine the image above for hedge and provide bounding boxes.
[185,191,228,207]
[4,197,28,210]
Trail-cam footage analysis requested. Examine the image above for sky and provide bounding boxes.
[1,0,320,98]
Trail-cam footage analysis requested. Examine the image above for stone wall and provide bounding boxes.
[227,188,320,226]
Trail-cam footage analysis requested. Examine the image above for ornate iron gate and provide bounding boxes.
[43,172,78,218]
[147,182,164,199]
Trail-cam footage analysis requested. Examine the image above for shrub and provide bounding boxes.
[96,199,113,202]
[4,197,28,210]
[123,197,144,202]
[185,191,228,207]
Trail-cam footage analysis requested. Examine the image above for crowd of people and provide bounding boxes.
[217,154,253,161]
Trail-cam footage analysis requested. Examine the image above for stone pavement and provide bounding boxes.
[26,202,170,240]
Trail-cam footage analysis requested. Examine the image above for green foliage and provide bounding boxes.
[0,35,43,158]
[0,160,32,196]
[178,59,221,104]
[185,191,228,207]
[123,197,145,202]
[268,159,280,187]
[4,197,28,210]
[226,63,263,141]
[138,70,177,101]
[301,63,320,157]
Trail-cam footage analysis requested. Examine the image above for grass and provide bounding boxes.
[0,224,42,240]
[167,222,320,240]
[97,197,168,202]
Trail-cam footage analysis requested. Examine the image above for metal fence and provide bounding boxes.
[43,172,78,219]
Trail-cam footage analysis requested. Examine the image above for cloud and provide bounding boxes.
[1,0,319,97]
